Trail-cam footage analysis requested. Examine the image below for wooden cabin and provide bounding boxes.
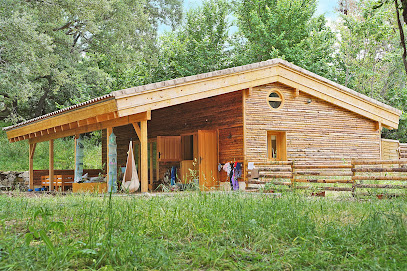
[3,59,402,192]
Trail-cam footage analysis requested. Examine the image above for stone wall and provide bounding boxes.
[0,171,29,191]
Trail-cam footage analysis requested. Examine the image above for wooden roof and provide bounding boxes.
[4,59,402,143]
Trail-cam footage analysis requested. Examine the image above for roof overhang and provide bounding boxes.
[4,59,402,143]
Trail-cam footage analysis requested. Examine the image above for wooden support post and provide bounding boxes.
[106,128,113,185]
[140,120,148,193]
[29,143,37,190]
[149,142,153,191]
[138,143,141,178]
[49,139,54,191]
[74,134,79,173]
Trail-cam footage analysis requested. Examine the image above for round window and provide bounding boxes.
[267,90,283,109]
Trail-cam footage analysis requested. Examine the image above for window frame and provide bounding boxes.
[267,131,287,161]
[266,89,284,110]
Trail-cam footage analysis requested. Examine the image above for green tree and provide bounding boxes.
[233,0,336,78]
[153,0,232,81]
[0,0,182,122]
[335,0,407,141]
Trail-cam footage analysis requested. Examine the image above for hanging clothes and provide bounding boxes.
[223,162,232,175]
[170,166,176,186]
[229,163,234,189]
[235,162,242,178]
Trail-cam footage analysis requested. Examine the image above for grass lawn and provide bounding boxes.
[0,192,406,270]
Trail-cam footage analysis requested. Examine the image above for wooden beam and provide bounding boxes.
[132,122,141,140]
[140,120,148,192]
[29,143,36,190]
[78,119,88,127]
[149,142,153,191]
[87,117,97,125]
[49,139,54,191]
[294,88,300,97]
[28,111,150,144]
[376,121,382,132]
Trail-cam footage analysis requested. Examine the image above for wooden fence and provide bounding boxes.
[247,160,407,196]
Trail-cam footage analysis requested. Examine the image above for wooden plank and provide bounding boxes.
[352,167,407,172]
[355,184,407,189]
[352,159,407,165]
[140,120,148,192]
[352,175,407,181]
[49,139,54,191]
[28,111,150,144]
[295,186,353,192]
[294,171,353,176]
[295,179,353,184]
[293,164,352,169]
[249,180,291,185]
[259,173,293,178]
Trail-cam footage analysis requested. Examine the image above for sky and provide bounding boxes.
[159,0,339,33]
[184,0,338,19]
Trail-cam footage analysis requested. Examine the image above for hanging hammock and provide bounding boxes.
[121,141,140,193]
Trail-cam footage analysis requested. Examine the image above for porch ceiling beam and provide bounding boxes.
[28,111,150,144]
[7,99,118,139]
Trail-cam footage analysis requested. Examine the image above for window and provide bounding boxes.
[267,90,284,109]
[267,131,287,161]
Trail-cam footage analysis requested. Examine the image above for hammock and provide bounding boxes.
[121,141,140,192]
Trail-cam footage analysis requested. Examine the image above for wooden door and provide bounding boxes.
[198,130,218,189]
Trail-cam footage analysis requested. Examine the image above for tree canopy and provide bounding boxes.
[1,0,406,141]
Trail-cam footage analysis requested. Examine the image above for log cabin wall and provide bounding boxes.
[245,83,381,164]
[102,91,244,176]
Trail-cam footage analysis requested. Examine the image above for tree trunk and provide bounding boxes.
[395,0,407,77]
[34,75,52,117]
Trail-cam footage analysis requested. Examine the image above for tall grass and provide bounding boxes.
[0,121,102,171]
[0,192,406,270]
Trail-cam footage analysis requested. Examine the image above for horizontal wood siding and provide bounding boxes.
[381,139,400,160]
[218,126,244,163]
[102,91,244,180]
[245,83,380,163]
[400,143,407,159]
